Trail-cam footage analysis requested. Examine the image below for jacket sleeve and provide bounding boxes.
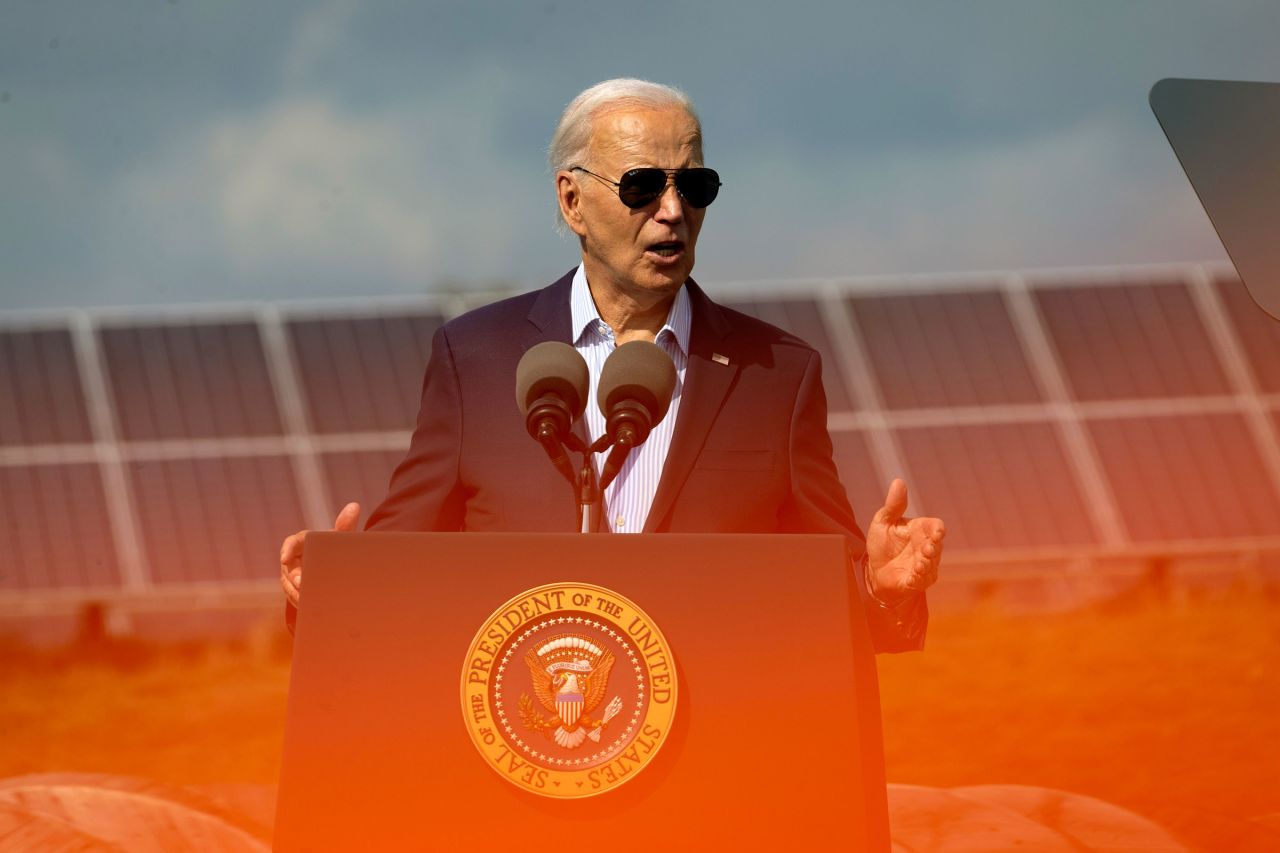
[780,348,928,653]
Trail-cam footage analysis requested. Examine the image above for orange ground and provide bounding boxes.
[2,587,1276,830]
[878,586,1280,832]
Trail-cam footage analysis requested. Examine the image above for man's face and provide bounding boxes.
[558,106,706,304]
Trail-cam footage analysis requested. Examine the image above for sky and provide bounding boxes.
[2,0,1278,311]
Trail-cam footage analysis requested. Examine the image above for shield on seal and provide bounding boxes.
[547,659,593,729]
[556,692,584,727]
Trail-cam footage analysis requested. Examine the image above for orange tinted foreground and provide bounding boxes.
[1,588,1276,837]
[878,587,1280,841]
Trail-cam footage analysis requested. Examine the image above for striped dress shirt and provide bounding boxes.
[570,264,690,533]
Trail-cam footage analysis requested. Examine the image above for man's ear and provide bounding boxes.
[556,171,588,237]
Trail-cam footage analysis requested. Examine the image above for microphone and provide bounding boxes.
[596,340,677,489]
[516,342,589,483]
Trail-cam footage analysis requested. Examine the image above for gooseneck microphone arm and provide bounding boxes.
[516,339,676,533]
[597,399,650,490]
[526,393,587,486]
[594,340,678,494]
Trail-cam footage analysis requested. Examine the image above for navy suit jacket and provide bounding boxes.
[353,269,926,652]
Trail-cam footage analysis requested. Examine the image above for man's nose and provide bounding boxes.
[654,179,685,222]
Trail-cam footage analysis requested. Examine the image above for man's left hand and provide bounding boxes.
[866,478,945,603]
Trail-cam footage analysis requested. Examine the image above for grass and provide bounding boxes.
[2,587,1276,832]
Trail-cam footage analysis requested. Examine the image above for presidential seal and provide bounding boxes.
[460,582,677,799]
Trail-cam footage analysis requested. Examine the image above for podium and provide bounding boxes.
[275,533,890,851]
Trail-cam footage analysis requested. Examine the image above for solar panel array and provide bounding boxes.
[3,262,1278,610]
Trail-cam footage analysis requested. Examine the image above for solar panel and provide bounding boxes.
[1035,280,1230,400]
[1087,413,1280,542]
[288,315,441,433]
[1214,273,1280,393]
[319,449,406,524]
[848,290,1042,409]
[99,323,283,440]
[4,262,1279,616]
[0,463,118,590]
[128,455,305,584]
[893,422,1096,551]
[0,329,92,445]
[829,429,888,528]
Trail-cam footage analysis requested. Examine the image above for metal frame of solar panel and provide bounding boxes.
[2,261,1277,627]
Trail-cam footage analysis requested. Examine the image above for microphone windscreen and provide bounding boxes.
[597,340,677,423]
[515,341,589,419]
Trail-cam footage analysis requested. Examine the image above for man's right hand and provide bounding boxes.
[280,502,361,607]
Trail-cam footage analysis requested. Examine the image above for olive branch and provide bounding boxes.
[518,693,555,731]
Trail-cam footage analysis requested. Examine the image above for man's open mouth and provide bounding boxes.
[646,241,685,258]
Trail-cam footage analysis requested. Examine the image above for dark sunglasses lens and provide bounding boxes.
[676,168,720,208]
[617,169,667,208]
[615,168,721,208]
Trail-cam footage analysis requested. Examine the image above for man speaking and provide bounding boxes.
[279,79,945,652]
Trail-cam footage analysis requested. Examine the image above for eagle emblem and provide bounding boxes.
[518,634,624,748]
[463,583,678,798]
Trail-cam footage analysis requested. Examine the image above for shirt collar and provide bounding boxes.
[569,264,691,355]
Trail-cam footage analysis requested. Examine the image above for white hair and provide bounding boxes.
[548,78,702,174]
[548,79,703,234]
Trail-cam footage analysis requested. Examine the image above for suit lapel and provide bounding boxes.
[524,269,575,345]
[644,280,738,532]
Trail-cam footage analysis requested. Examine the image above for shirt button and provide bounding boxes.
[615,516,626,529]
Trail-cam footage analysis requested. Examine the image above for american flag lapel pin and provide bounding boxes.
[712,352,730,365]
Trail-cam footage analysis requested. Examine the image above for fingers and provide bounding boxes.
[279,500,359,609]
[874,477,909,526]
[280,529,308,567]
[893,554,938,593]
[277,525,309,604]
[913,560,939,590]
[333,501,361,532]
[920,527,945,560]
[279,529,308,606]
[915,531,943,590]
[905,515,944,545]
[281,565,301,606]
[896,517,944,591]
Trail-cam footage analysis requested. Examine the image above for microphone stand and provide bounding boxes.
[574,396,655,533]
[576,434,612,534]
[531,402,649,534]
[577,459,599,534]
[575,429,641,533]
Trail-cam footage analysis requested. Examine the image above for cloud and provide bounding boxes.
[3,0,1274,310]
[209,98,436,281]
[281,0,360,88]
[57,91,1234,309]
[102,73,556,303]
[700,115,1225,282]
[101,99,426,302]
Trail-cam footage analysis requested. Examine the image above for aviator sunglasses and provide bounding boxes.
[570,165,722,209]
